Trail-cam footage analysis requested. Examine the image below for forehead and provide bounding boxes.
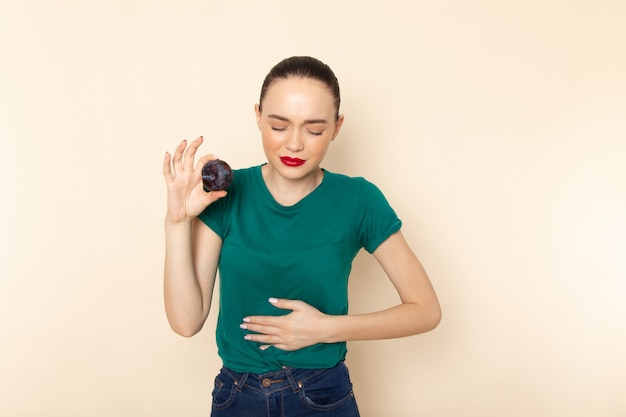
[261,77,335,116]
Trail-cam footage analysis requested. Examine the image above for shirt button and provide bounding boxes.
[262,378,272,388]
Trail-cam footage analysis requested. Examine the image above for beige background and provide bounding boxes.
[1,1,625,416]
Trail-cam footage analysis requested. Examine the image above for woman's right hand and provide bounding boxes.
[163,136,228,224]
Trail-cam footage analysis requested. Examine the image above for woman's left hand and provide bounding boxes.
[241,298,332,351]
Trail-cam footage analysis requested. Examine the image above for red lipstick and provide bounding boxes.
[280,156,306,167]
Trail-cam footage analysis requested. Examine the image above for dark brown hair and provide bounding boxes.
[259,56,341,120]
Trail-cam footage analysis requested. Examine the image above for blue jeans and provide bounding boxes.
[211,361,361,417]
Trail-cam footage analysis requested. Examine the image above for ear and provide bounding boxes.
[254,104,262,131]
[331,114,345,141]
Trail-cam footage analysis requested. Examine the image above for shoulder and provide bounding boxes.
[323,169,384,196]
[232,165,260,180]
[323,169,368,186]
[225,165,262,190]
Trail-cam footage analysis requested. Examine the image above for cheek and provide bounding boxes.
[261,129,281,150]
[307,138,333,156]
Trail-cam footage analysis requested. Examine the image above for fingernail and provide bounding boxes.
[268,298,278,304]
[242,317,251,323]
[244,335,252,340]
[239,324,247,329]
[260,345,269,351]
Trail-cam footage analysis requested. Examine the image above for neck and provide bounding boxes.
[261,165,323,206]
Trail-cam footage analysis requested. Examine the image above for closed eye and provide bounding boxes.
[306,123,326,136]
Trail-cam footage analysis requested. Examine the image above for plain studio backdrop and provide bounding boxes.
[1,1,625,416]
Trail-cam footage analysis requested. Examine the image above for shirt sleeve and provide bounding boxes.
[357,179,402,253]
[197,200,226,238]
[197,178,236,239]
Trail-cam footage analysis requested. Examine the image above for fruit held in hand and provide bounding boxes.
[202,159,233,191]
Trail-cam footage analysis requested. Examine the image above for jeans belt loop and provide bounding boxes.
[234,372,248,392]
[284,367,303,393]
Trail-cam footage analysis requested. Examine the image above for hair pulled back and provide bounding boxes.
[259,56,341,120]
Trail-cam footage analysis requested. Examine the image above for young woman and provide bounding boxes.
[163,56,441,417]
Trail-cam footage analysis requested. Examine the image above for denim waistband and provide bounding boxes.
[220,362,343,395]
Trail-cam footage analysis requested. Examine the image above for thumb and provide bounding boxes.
[200,185,228,206]
[268,297,302,311]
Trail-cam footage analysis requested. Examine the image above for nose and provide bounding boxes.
[285,130,304,152]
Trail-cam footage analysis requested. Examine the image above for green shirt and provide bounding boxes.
[198,165,401,373]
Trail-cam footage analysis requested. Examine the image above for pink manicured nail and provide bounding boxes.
[268,298,278,304]
[242,317,250,323]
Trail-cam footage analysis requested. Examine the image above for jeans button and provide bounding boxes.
[262,378,271,388]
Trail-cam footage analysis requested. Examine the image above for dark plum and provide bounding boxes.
[202,160,233,191]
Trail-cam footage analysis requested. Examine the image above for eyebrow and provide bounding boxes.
[267,114,328,124]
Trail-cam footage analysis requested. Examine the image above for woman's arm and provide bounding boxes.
[162,137,226,337]
[241,231,441,350]
[164,218,222,337]
[325,230,441,341]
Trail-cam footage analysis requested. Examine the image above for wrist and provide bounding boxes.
[321,314,343,344]
[164,215,193,229]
